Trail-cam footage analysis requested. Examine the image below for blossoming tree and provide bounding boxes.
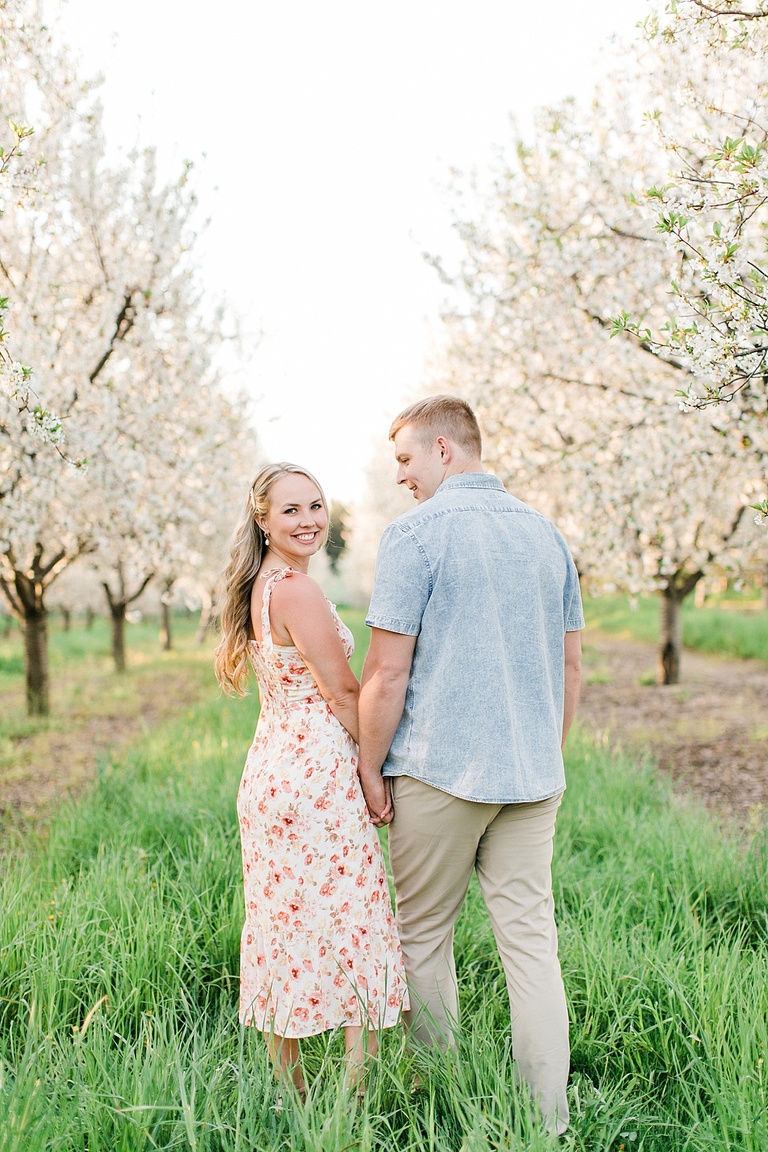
[0,2,257,709]
[611,1,768,516]
[434,67,764,682]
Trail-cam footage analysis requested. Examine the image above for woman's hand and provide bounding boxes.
[360,773,393,826]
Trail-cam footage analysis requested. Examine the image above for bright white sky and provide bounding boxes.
[54,0,649,503]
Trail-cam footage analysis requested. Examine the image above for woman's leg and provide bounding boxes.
[265,1033,307,1097]
[344,1026,378,1091]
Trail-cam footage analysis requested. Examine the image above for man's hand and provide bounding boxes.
[360,773,393,826]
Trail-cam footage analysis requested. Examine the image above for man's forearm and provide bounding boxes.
[358,666,409,785]
[561,663,582,747]
[562,629,583,748]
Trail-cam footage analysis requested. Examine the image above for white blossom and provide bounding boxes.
[0,0,259,691]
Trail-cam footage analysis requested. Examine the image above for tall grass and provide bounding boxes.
[1,619,767,1149]
[585,594,768,663]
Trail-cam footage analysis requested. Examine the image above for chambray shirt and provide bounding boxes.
[365,473,584,804]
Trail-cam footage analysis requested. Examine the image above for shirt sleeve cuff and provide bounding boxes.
[365,613,421,635]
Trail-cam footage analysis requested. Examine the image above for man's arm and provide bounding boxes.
[562,629,582,748]
[358,627,416,825]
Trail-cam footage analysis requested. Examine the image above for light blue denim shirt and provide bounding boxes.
[365,473,584,804]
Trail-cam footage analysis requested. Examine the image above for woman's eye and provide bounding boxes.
[311,503,322,510]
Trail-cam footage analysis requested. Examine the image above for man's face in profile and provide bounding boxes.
[393,424,446,503]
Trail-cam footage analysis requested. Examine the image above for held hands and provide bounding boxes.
[359,772,393,827]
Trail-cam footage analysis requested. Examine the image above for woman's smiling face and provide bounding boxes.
[261,473,328,565]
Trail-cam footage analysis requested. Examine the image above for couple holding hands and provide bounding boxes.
[214,395,583,1136]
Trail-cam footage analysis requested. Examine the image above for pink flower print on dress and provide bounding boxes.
[237,567,408,1037]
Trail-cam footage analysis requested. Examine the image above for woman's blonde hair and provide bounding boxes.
[213,462,328,695]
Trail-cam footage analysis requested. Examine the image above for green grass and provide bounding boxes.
[585,594,768,663]
[0,611,201,667]
[1,612,767,1149]
[0,615,218,822]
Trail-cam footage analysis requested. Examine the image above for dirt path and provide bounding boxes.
[0,667,209,830]
[579,629,768,825]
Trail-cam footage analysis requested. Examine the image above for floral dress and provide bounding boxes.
[237,567,408,1037]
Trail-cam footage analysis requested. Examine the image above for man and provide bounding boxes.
[357,395,583,1136]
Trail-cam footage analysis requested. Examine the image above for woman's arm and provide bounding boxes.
[270,574,360,742]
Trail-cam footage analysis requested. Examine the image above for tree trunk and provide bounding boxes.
[195,590,214,644]
[23,603,49,715]
[1,541,85,715]
[85,607,95,630]
[102,565,153,673]
[61,606,71,632]
[159,598,172,651]
[658,587,684,685]
[109,600,127,673]
[159,578,174,651]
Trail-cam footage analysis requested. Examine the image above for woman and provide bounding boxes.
[214,462,408,1100]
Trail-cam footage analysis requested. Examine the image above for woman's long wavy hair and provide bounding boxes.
[213,462,329,696]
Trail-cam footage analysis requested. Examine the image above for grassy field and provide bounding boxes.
[0,614,220,829]
[1,614,767,1149]
[584,593,768,663]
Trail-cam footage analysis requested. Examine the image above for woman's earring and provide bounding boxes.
[264,532,270,547]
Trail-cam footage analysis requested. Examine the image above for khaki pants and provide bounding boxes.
[388,776,569,1135]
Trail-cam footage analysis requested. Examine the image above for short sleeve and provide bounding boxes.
[365,523,432,636]
[563,551,584,632]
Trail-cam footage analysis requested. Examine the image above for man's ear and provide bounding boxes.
[436,435,452,462]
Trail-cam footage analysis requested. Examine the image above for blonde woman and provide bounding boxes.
[215,462,408,1101]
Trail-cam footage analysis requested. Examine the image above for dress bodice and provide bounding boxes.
[248,567,353,706]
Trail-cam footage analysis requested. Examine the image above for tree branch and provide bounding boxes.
[126,570,155,606]
[0,571,22,619]
[88,292,138,386]
[690,1,768,19]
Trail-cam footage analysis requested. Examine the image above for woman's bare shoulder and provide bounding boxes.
[269,570,327,612]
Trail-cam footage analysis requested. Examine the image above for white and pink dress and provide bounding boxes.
[237,567,408,1037]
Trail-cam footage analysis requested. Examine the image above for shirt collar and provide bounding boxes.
[436,472,506,494]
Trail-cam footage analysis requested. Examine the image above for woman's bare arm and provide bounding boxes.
[270,574,360,742]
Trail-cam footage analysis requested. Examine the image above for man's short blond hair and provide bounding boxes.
[389,395,482,458]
